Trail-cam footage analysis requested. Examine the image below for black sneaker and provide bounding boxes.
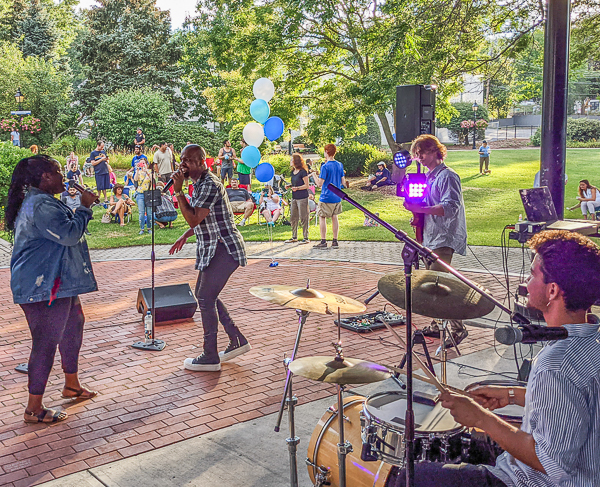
[444,328,468,349]
[183,353,221,371]
[331,240,339,248]
[313,241,328,249]
[420,321,441,338]
[219,335,252,362]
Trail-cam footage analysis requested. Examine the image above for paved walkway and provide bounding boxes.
[0,239,533,277]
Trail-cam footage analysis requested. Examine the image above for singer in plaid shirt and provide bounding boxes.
[170,145,251,372]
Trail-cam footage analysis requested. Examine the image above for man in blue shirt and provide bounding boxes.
[478,140,491,174]
[362,161,392,190]
[130,145,148,179]
[314,143,347,249]
[90,141,110,203]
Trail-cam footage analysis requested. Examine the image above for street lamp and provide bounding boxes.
[472,101,478,149]
[15,88,24,110]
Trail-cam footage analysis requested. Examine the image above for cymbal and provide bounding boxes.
[289,356,390,384]
[249,285,366,315]
[377,270,495,320]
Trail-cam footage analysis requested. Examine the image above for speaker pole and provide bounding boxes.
[132,169,166,351]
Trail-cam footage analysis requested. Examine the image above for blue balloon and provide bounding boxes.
[250,99,270,124]
[241,146,261,168]
[255,162,275,183]
[264,116,285,141]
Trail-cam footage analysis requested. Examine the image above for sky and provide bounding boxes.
[76,0,198,29]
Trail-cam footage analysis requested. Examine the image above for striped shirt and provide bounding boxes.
[190,170,247,271]
[491,318,600,487]
[423,163,468,256]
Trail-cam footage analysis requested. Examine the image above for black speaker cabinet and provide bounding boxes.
[136,284,197,324]
[395,85,436,145]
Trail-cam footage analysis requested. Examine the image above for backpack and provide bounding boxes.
[155,194,177,220]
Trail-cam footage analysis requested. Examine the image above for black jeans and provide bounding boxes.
[20,296,85,396]
[389,463,507,487]
[194,242,241,357]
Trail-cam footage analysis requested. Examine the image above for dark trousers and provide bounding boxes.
[194,242,241,357]
[390,463,507,487]
[20,296,85,396]
[480,157,490,172]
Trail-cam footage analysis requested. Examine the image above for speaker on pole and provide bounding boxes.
[395,85,436,145]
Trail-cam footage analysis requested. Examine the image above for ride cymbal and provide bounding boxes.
[249,285,366,315]
[377,270,494,320]
[288,356,390,384]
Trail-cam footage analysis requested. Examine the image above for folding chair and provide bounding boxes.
[226,183,255,224]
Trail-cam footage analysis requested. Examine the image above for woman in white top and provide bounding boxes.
[570,179,600,220]
[259,186,287,226]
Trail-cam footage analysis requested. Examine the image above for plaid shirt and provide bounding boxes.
[191,171,247,271]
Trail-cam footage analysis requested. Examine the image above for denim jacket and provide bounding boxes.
[10,187,98,304]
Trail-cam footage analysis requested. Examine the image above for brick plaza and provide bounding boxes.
[0,258,512,486]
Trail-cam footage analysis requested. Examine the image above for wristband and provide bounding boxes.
[508,388,516,405]
[174,190,185,197]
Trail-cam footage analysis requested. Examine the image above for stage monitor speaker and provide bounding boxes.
[395,85,436,144]
[136,284,197,324]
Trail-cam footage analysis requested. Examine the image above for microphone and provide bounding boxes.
[162,170,182,193]
[495,324,568,345]
[68,180,100,204]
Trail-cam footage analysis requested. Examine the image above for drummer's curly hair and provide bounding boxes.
[528,230,600,311]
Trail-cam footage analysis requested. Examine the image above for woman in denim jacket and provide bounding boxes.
[6,155,100,423]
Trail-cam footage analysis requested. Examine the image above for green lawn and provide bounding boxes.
[17,148,599,249]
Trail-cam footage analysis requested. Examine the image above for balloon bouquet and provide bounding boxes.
[242,78,286,266]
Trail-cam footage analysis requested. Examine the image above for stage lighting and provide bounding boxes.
[402,173,428,203]
[394,150,412,169]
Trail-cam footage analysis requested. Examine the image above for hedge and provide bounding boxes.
[530,118,600,146]
[0,142,39,211]
[335,142,392,177]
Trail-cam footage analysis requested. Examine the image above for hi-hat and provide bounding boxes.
[377,270,495,320]
[249,285,366,315]
[288,356,390,384]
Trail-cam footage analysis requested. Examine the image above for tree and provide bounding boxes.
[185,0,545,148]
[437,102,489,145]
[18,0,57,59]
[92,88,172,149]
[76,0,183,115]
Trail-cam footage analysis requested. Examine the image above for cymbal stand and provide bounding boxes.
[327,184,531,487]
[274,308,310,487]
[437,320,462,384]
[333,307,352,487]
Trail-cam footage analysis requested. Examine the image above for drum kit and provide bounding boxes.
[250,271,515,487]
[250,185,531,487]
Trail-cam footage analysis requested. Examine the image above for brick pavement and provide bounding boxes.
[0,258,517,486]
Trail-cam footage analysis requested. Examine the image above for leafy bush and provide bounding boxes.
[335,142,390,177]
[47,136,79,156]
[156,121,225,157]
[530,118,600,146]
[266,154,292,177]
[93,88,172,149]
[365,153,394,175]
[437,102,489,144]
[0,142,38,211]
[76,138,97,154]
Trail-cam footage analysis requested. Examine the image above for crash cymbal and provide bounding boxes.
[377,270,495,320]
[249,285,366,315]
[289,356,390,384]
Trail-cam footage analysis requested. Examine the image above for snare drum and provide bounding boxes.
[362,391,464,466]
[307,396,392,487]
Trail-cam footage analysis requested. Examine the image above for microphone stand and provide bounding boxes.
[132,165,166,351]
[327,184,529,487]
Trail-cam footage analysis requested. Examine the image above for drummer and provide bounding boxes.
[393,230,600,486]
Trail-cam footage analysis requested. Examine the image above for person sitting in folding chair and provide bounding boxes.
[226,178,255,226]
[260,186,286,226]
[108,183,135,226]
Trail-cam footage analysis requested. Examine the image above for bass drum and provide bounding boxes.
[307,396,392,487]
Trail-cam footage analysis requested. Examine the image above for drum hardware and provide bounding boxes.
[250,280,366,487]
[327,184,529,487]
[434,319,462,384]
[398,330,435,376]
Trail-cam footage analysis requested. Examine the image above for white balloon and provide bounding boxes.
[243,122,265,147]
[253,78,275,102]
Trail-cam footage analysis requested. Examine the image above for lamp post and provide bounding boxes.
[13,88,26,148]
[472,101,478,149]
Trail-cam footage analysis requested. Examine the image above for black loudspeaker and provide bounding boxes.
[136,283,197,323]
[395,85,436,144]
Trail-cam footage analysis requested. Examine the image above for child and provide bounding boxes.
[478,140,491,175]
